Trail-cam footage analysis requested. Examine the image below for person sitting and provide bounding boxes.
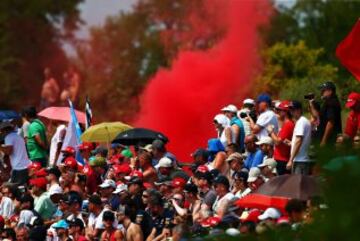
[243,135,264,170]
[256,136,274,159]
[247,168,264,192]
[213,114,235,149]
[212,175,236,219]
[231,171,250,199]
[258,158,277,181]
[207,139,227,175]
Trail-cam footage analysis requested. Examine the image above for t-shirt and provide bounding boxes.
[4,131,31,170]
[291,116,312,163]
[18,210,35,226]
[27,119,48,160]
[318,96,342,143]
[0,196,15,218]
[256,110,279,140]
[212,192,236,216]
[88,208,118,230]
[18,121,30,138]
[274,120,295,162]
[49,124,66,166]
[344,111,360,139]
[34,192,56,220]
[230,117,245,151]
[244,149,264,169]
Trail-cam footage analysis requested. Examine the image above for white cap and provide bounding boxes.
[155,157,173,169]
[256,136,274,146]
[258,208,281,220]
[99,179,116,189]
[243,99,255,105]
[221,104,238,113]
[140,144,153,153]
[49,184,63,196]
[258,158,277,172]
[247,167,261,182]
[113,183,128,194]
[225,228,240,236]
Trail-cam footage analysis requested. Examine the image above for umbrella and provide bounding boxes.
[81,122,132,143]
[38,107,86,124]
[254,174,321,201]
[0,110,20,121]
[235,194,289,212]
[112,128,169,145]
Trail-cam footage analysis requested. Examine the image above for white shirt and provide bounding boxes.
[4,132,31,170]
[219,127,236,149]
[49,125,66,166]
[291,116,312,162]
[235,188,251,199]
[256,110,279,140]
[212,192,236,215]
[18,210,35,226]
[88,209,118,230]
[0,196,15,218]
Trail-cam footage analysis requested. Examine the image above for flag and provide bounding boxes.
[85,96,93,129]
[336,19,360,81]
[56,100,84,165]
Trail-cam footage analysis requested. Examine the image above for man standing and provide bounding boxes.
[49,121,66,167]
[344,92,360,141]
[287,101,312,175]
[0,122,31,184]
[222,104,245,152]
[318,81,342,146]
[248,94,279,140]
[23,106,48,167]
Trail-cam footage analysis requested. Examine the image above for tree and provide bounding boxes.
[255,41,338,102]
[76,0,225,121]
[0,0,83,108]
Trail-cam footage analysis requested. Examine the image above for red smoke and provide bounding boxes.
[135,0,271,161]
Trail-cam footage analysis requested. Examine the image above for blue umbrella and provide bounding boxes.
[0,110,20,121]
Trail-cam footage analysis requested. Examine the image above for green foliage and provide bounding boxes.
[0,0,83,108]
[76,0,225,121]
[262,0,360,98]
[255,41,337,102]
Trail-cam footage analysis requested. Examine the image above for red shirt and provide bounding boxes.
[274,120,295,162]
[345,110,360,138]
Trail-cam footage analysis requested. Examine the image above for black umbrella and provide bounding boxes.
[112,128,169,145]
[254,174,321,200]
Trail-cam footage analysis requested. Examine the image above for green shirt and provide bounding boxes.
[34,192,56,220]
[27,119,48,160]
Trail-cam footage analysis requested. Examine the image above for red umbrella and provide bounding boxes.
[235,194,289,213]
[38,107,86,124]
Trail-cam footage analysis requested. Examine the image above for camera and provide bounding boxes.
[239,112,247,119]
[304,93,315,100]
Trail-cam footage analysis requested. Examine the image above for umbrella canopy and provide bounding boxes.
[81,122,132,143]
[38,107,86,124]
[112,128,169,145]
[235,194,289,213]
[254,174,321,201]
[0,110,20,121]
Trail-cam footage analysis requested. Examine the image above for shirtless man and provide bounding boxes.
[40,67,60,108]
[117,205,143,241]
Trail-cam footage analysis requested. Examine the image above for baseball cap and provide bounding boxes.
[78,142,93,151]
[243,98,255,105]
[126,170,143,180]
[112,164,132,175]
[68,218,84,229]
[256,94,272,105]
[221,104,238,113]
[195,165,209,174]
[255,136,274,146]
[53,220,69,229]
[28,162,41,170]
[213,175,230,188]
[29,177,47,190]
[99,179,116,189]
[127,176,143,186]
[319,81,336,92]
[34,168,48,177]
[289,100,302,110]
[172,177,187,189]
[64,157,78,169]
[113,183,128,194]
[258,158,277,172]
[346,92,360,108]
[89,156,106,167]
[88,194,102,205]
[49,184,63,196]
[61,146,76,155]
[233,171,248,182]
[64,191,82,205]
[277,100,291,111]
[154,176,172,186]
[258,208,282,221]
[225,152,243,163]
[155,157,173,169]
[247,167,261,183]
[191,148,209,159]
[121,149,133,158]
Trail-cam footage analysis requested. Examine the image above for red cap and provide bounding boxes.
[277,100,291,111]
[64,157,78,169]
[200,216,221,228]
[35,168,48,177]
[109,154,124,165]
[82,165,93,175]
[143,182,153,189]
[9,215,18,223]
[277,216,290,224]
[78,142,93,151]
[113,164,132,175]
[241,209,261,223]
[172,177,187,189]
[29,177,48,189]
[346,92,360,108]
[129,170,143,179]
[28,162,41,170]
[61,146,76,155]
[196,165,209,174]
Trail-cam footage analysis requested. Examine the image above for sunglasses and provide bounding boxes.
[142,194,149,198]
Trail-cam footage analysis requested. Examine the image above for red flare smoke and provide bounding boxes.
[135,0,271,161]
